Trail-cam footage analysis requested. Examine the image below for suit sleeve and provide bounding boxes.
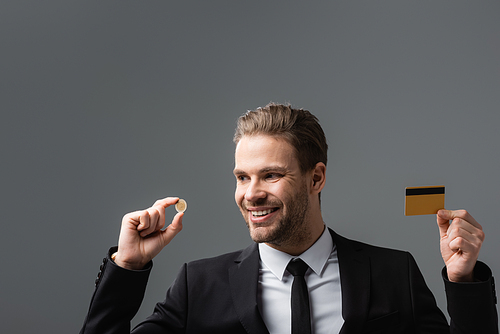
[79,247,153,334]
[131,263,188,333]
[406,252,450,333]
[444,261,498,334]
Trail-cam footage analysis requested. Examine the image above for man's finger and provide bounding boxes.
[154,205,166,233]
[138,211,151,231]
[139,197,180,236]
[448,218,485,239]
[448,233,482,255]
[438,209,480,227]
[436,209,452,238]
[158,212,184,248]
[437,209,482,237]
[141,207,161,237]
[153,197,180,209]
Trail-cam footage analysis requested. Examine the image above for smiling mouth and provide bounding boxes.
[251,208,278,217]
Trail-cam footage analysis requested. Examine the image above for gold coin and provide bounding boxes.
[175,199,187,213]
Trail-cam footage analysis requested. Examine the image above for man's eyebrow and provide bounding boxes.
[259,166,288,174]
[233,169,246,176]
[233,166,288,176]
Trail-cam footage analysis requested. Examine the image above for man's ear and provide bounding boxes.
[311,162,326,194]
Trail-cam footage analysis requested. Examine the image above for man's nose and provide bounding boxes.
[244,180,266,202]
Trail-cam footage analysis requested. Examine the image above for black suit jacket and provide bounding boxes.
[81,229,498,333]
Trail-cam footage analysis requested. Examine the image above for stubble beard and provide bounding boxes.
[242,183,311,248]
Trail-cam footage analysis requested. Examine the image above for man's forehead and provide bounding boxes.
[234,134,295,153]
[235,135,292,155]
[234,135,299,172]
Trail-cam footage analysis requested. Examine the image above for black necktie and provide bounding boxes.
[286,258,311,334]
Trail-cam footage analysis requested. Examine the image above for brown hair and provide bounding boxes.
[233,103,328,173]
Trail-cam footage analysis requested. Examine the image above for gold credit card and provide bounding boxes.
[405,186,445,216]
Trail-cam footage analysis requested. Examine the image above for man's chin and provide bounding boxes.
[249,226,281,245]
[248,227,271,244]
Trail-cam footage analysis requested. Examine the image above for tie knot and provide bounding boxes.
[286,258,309,277]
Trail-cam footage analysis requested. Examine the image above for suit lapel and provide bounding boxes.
[228,243,270,334]
[227,231,371,334]
[330,230,371,334]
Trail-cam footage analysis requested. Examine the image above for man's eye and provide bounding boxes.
[266,173,283,180]
[237,175,249,182]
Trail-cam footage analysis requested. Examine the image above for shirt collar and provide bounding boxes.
[258,226,334,281]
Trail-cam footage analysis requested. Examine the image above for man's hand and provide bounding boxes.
[114,197,184,270]
[437,209,485,282]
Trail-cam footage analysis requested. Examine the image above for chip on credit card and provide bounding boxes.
[405,186,445,216]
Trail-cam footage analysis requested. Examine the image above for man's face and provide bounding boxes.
[233,135,312,248]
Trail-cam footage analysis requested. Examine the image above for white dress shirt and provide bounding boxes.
[258,227,344,334]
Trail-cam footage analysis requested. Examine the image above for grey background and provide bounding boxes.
[1,1,499,333]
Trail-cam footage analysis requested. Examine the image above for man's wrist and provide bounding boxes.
[110,250,151,271]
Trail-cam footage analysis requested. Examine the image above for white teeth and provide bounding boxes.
[252,209,275,217]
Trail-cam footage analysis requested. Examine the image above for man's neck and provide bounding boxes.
[266,223,326,256]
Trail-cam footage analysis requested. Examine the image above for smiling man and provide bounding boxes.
[81,103,498,334]
[234,135,323,255]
